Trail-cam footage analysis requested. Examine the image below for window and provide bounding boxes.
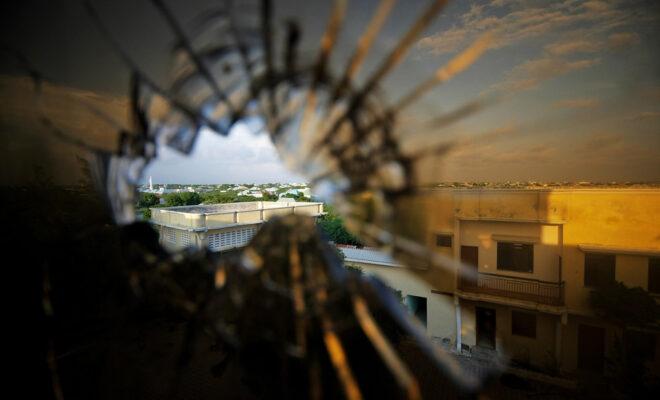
[208,233,221,250]
[180,231,192,247]
[208,226,259,252]
[435,234,452,248]
[164,227,176,245]
[511,311,536,338]
[497,242,533,273]
[649,257,660,294]
[584,253,615,288]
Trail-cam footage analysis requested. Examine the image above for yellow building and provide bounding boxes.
[344,188,660,376]
[150,201,324,252]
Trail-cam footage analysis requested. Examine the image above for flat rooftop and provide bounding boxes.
[151,201,325,231]
[154,201,323,215]
[339,246,402,267]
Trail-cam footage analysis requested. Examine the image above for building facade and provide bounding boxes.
[343,189,660,376]
[150,201,324,252]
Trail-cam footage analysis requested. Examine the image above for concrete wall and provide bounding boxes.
[238,210,262,223]
[152,202,323,230]
[151,208,206,229]
[551,190,660,313]
[346,261,457,343]
[423,189,660,311]
[560,315,618,373]
[157,225,204,252]
[205,213,236,227]
[460,220,561,282]
[460,300,559,371]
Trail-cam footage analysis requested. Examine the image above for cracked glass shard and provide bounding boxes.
[15,0,502,397]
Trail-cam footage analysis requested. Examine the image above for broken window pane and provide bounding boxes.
[3,0,659,399]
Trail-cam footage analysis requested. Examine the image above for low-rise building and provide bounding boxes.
[340,246,438,331]
[359,188,660,376]
[150,201,324,252]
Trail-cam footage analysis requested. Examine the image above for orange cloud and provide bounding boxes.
[417,0,648,56]
[544,39,601,56]
[553,98,600,109]
[490,57,600,93]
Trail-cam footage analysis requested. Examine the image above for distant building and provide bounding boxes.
[279,188,311,198]
[150,201,324,253]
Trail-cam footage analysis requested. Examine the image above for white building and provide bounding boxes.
[151,201,324,252]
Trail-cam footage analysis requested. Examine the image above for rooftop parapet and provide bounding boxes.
[151,201,324,230]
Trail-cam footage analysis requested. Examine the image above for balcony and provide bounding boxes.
[459,272,564,306]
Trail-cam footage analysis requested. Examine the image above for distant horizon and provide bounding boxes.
[139,180,660,186]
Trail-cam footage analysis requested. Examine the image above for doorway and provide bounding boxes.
[578,324,605,372]
[405,295,427,326]
[476,306,496,349]
[461,245,479,288]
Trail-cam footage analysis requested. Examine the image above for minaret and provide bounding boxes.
[149,176,153,192]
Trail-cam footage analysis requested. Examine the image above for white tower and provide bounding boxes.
[149,176,153,192]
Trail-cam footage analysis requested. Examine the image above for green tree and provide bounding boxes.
[317,204,362,246]
[164,192,201,206]
[138,193,159,208]
[292,192,310,202]
[590,282,660,397]
[179,191,201,205]
[234,195,260,202]
[590,281,660,328]
[262,192,278,201]
[201,190,238,204]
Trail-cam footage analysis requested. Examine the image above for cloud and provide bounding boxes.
[147,123,305,183]
[544,39,601,56]
[607,32,640,49]
[553,97,601,109]
[417,0,649,56]
[447,139,559,166]
[443,128,659,182]
[491,57,600,93]
[417,26,471,55]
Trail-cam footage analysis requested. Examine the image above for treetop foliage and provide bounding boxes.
[137,193,159,208]
[164,191,202,207]
[317,204,362,246]
[590,281,660,328]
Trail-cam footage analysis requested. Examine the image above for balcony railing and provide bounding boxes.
[459,272,564,306]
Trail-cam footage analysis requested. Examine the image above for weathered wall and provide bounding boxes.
[346,261,456,343]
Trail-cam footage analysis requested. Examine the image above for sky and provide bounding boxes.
[143,124,304,184]
[1,0,659,184]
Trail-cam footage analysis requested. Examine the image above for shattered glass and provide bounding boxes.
[9,0,505,398]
